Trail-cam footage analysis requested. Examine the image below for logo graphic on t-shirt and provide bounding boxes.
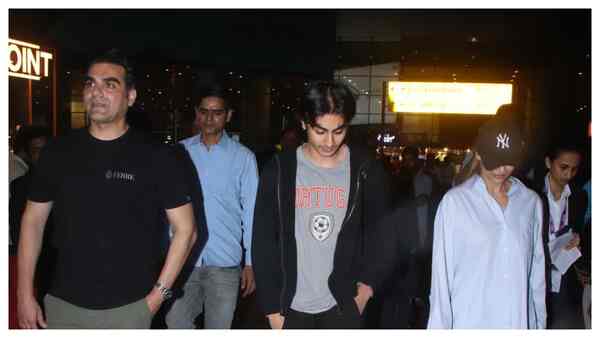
[310,212,335,241]
[296,186,347,209]
[105,170,135,182]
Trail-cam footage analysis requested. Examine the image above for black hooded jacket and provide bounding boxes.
[252,146,396,316]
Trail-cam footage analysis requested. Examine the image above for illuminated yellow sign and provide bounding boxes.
[8,38,53,80]
[387,81,512,115]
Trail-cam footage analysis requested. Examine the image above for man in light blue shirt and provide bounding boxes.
[428,118,546,329]
[166,84,258,329]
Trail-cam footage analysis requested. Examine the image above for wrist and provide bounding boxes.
[17,284,36,299]
[153,281,173,301]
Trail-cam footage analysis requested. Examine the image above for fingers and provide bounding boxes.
[18,301,41,329]
[37,308,48,329]
[240,273,249,297]
[240,268,256,297]
[246,279,256,296]
[20,314,39,329]
[242,278,255,298]
[353,296,363,314]
[240,273,248,290]
[268,314,284,329]
[564,236,580,250]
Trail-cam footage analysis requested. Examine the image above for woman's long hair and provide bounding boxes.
[453,152,481,186]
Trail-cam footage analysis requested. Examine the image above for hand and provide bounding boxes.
[240,266,256,298]
[574,266,591,286]
[267,313,285,329]
[564,232,580,250]
[18,292,47,329]
[353,282,374,315]
[145,288,164,315]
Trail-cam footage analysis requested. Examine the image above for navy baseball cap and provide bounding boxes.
[475,118,524,170]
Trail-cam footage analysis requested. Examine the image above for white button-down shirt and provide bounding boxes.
[428,175,546,329]
[545,173,571,237]
[544,174,572,293]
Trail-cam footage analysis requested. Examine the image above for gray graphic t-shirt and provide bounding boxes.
[290,146,350,314]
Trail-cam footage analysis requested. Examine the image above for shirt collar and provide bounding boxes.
[191,130,230,149]
[544,173,571,200]
[471,174,520,197]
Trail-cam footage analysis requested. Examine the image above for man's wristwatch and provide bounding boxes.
[154,282,173,300]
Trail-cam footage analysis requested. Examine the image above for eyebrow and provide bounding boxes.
[84,76,122,85]
[312,122,348,132]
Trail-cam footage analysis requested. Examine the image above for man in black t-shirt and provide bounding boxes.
[16,49,199,329]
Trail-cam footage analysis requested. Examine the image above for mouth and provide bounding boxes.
[91,103,107,110]
[321,147,335,153]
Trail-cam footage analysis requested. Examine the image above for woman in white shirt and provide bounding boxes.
[537,143,586,329]
[428,117,546,329]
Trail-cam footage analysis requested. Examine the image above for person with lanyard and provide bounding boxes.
[536,143,586,329]
[428,117,546,329]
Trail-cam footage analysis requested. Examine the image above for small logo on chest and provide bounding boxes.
[105,170,135,182]
[310,212,335,241]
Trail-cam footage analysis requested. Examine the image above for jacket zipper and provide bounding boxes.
[342,162,368,229]
[332,161,368,315]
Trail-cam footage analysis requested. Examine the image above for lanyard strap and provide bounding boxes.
[550,200,569,234]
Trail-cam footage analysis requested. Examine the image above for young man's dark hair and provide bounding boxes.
[300,80,357,125]
[87,48,136,89]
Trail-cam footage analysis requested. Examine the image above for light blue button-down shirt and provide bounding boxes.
[180,131,258,267]
[428,175,546,329]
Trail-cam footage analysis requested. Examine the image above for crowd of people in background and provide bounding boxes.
[9,49,591,330]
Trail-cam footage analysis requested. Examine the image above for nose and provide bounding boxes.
[206,111,216,122]
[326,133,334,147]
[91,84,104,98]
[564,169,575,180]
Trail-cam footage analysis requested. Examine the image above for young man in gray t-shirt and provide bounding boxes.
[252,81,394,329]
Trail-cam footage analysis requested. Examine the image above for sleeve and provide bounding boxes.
[156,145,193,210]
[173,144,208,255]
[239,150,259,266]
[9,178,27,246]
[427,194,454,329]
[251,157,283,315]
[27,143,57,202]
[529,196,547,329]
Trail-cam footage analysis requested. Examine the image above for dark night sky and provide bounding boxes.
[9,9,590,73]
[8,9,591,154]
[9,10,338,76]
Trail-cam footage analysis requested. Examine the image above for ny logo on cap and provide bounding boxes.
[496,133,510,149]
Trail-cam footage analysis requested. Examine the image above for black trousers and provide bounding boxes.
[283,305,362,329]
[547,269,585,329]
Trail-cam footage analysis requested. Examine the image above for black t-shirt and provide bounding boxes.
[28,128,192,309]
